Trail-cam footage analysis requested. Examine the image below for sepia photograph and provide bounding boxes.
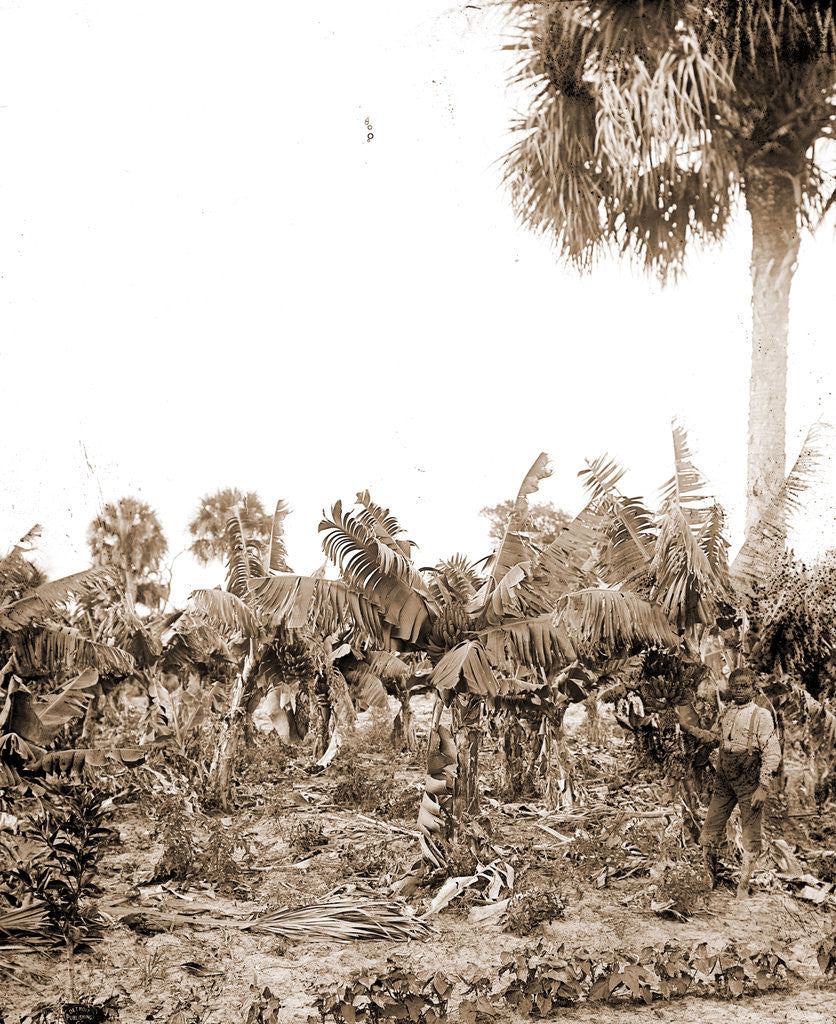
[1,1,836,1020]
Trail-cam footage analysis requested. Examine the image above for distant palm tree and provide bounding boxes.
[502,1,836,535]
[187,488,285,567]
[87,497,168,607]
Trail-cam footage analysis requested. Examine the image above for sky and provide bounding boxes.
[1,1,834,604]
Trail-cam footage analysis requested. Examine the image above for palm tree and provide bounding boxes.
[187,488,287,568]
[0,667,147,785]
[502,1,836,535]
[87,498,168,608]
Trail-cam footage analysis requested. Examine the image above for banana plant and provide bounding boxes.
[319,464,684,868]
[0,535,136,682]
[0,668,148,785]
[188,503,394,807]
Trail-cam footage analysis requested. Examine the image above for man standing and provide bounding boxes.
[700,668,782,897]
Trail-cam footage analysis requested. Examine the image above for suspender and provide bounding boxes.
[723,704,761,753]
[746,705,759,754]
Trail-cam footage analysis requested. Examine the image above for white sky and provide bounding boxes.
[1,1,834,603]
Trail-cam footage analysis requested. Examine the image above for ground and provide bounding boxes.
[3,699,836,1023]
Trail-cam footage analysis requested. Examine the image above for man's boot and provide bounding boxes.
[737,850,756,898]
[702,845,718,890]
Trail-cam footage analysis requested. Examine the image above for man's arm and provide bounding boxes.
[676,704,719,746]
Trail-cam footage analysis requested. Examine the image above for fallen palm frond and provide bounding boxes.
[241,897,432,942]
[0,905,53,978]
[0,902,52,943]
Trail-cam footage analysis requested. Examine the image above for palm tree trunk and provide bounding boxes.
[743,167,801,537]
[208,640,258,809]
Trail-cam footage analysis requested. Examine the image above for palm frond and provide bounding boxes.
[244,897,431,943]
[502,1,738,281]
[225,508,265,599]
[429,641,498,699]
[354,491,415,559]
[29,744,148,775]
[731,422,827,594]
[471,454,552,620]
[248,575,392,646]
[0,902,51,942]
[190,588,261,638]
[481,614,577,673]
[579,455,656,581]
[268,500,292,572]
[12,625,135,676]
[554,588,679,656]
[0,566,122,629]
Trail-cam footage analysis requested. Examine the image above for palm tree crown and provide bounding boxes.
[503,0,836,535]
[87,497,168,607]
[187,488,282,567]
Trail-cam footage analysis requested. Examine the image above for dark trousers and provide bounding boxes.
[700,749,763,853]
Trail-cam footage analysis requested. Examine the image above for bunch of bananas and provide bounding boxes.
[428,602,471,654]
[639,673,688,709]
[272,636,318,685]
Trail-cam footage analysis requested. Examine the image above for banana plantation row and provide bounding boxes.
[2,427,835,873]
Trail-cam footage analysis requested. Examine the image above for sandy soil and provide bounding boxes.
[4,700,836,1023]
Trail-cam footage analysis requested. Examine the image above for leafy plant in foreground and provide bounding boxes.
[316,963,452,1023]
[2,783,114,940]
[494,939,800,1013]
[1,781,115,999]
